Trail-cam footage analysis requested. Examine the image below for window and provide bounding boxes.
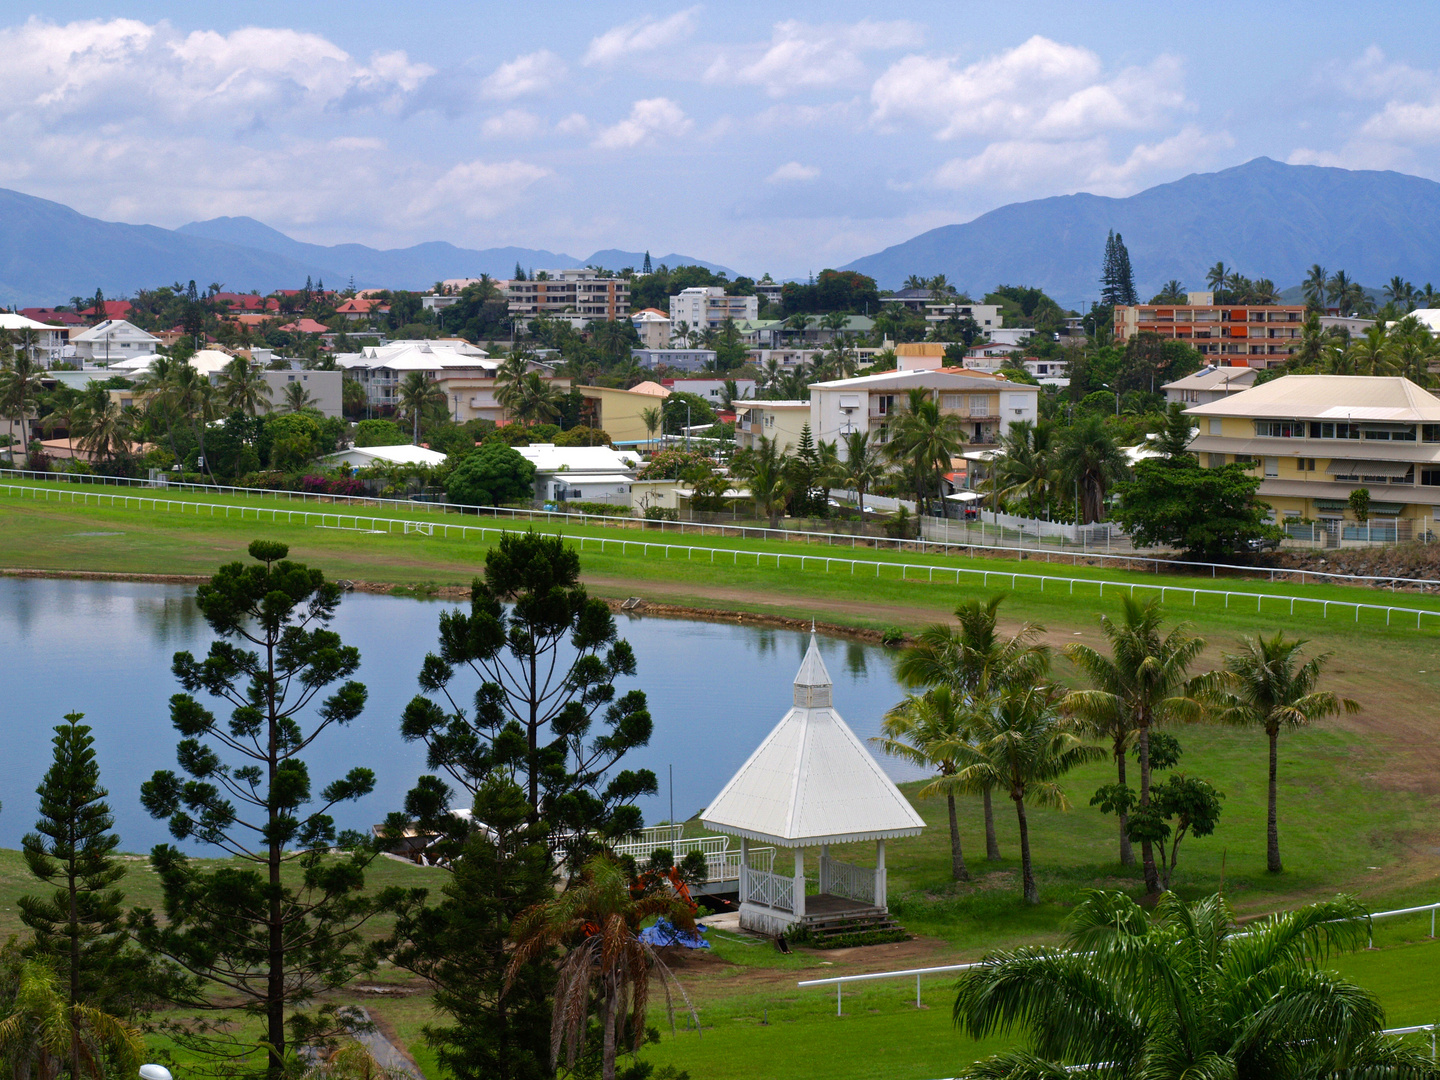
[1264,457,1279,477]
[1233,454,1254,466]
[1295,457,1316,472]
[1255,420,1303,438]
[1208,418,1222,435]
[1309,422,1361,439]
[969,394,990,414]
[1208,453,1226,467]
[1423,425,1440,443]
[941,393,962,409]
[1423,469,1440,486]
[1362,426,1416,441]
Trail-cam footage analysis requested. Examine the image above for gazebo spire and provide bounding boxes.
[793,632,832,707]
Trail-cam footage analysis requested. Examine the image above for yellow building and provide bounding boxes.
[577,382,670,444]
[734,400,812,452]
[1186,375,1440,536]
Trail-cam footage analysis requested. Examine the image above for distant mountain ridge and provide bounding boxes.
[0,188,732,306]
[842,158,1440,308]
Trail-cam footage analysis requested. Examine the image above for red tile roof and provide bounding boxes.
[278,318,329,334]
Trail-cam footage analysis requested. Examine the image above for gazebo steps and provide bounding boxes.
[798,909,907,943]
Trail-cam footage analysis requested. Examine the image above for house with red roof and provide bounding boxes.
[80,300,133,321]
[20,307,84,327]
[335,298,389,320]
[278,318,329,335]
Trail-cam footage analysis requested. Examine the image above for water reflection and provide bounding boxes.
[0,579,920,852]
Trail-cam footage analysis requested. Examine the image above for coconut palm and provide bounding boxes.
[895,595,1051,862]
[1303,263,1329,309]
[831,429,887,517]
[506,856,697,1080]
[991,420,1057,515]
[1056,414,1127,524]
[758,357,783,394]
[0,350,44,463]
[510,372,565,426]
[886,389,966,517]
[786,312,814,345]
[1209,633,1358,873]
[40,385,83,462]
[731,433,791,528]
[1385,275,1416,312]
[220,356,273,415]
[953,889,1435,1080]
[1327,269,1355,312]
[493,352,532,423]
[281,381,318,414]
[73,388,135,467]
[1062,596,1209,887]
[166,361,218,478]
[1347,324,1398,378]
[0,958,143,1080]
[876,686,977,880]
[942,686,1101,904]
[396,371,444,442]
[639,405,662,452]
[1205,261,1229,295]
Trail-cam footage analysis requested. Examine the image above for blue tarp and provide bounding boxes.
[638,918,710,949]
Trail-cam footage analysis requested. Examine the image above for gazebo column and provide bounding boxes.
[875,838,887,910]
[739,837,749,903]
[793,846,806,918]
[819,842,830,894]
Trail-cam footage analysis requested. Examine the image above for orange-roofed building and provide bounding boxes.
[279,318,329,335]
[335,298,389,320]
[81,300,133,321]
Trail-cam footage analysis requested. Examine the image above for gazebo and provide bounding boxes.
[702,633,926,937]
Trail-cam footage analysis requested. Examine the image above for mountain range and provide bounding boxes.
[842,157,1440,308]
[5,157,1440,310]
[0,188,730,306]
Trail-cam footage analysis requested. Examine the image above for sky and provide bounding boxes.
[7,1,1440,277]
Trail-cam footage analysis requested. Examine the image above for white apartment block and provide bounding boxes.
[509,269,630,329]
[668,287,759,336]
[809,370,1039,453]
[925,302,1003,331]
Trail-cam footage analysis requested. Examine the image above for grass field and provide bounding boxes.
[3,477,1440,1078]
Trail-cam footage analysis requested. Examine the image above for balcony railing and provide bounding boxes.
[745,868,795,912]
[819,855,876,905]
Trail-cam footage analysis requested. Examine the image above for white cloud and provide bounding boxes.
[555,112,590,135]
[481,109,547,140]
[481,50,563,101]
[871,36,1186,140]
[592,98,690,149]
[0,16,433,123]
[406,158,552,219]
[767,161,820,183]
[584,8,700,66]
[706,19,923,97]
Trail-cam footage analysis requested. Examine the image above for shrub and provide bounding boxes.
[445,441,536,506]
[563,500,632,517]
[354,419,409,447]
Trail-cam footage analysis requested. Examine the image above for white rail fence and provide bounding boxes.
[9,468,1440,589]
[746,869,795,913]
[610,828,772,884]
[798,900,1440,1016]
[820,855,877,906]
[10,481,1440,633]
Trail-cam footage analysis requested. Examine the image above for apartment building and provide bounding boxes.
[508,269,630,328]
[1114,303,1306,369]
[924,301,1004,332]
[809,369,1039,455]
[631,307,672,349]
[1162,364,1259,406]
[668,286,759,333]
[1185,374,1440,530]
[334,340,561,423]
[734,400,812,452]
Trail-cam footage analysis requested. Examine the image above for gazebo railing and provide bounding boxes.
[820,855,876,905]
[746,868,795,912]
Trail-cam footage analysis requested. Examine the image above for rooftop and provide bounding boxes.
[1184,375,1440,422]
[1162,365,1260,392]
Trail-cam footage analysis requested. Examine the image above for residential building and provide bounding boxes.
[734,400,812,452]
[576,382,669,444]
[334,340,559,424]
[508,269,630,329]
[631,308,672,349]
[668,287,759,334]
[755,279,783,306]
[335,298,390,321]
[70,319,161,364]
[325,444,447,470]
[734,315,875,348]
[1162,364,1259,406]
[809,369,1040,455]
[515,443,641,505]
[1185,375,1440,532]
[661,378,757,405]
[20,308,84,327]
[421,294,462,311]
[924,301,1004,332]
[278,318,329,335]
[0,312,69,363]
[961,352,1069,385]
[1114,303,1307,369]
[632,348,716,372]
[264,370,343,418]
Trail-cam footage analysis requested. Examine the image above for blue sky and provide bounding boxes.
[8,2,1440,277]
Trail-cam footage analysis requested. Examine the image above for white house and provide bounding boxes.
[71,320,161,364]
[0,313,69,364]
[514,443,641,505]
[668,287,758,336]
[324,444,447,469]
[1162,364,1259,406]
[631,308,672,349]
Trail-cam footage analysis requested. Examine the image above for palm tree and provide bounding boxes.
[396,371,443,442]
[1384,275,1416,312]
[876,686,977,880]
[1056,414,1127,524]
[945,686,1102,903]
[731,433,791,527]
[1152,279,1185,303]
[510,372,565,425]
[506,856,697,1080]
[1327,269,1354,312]
[758,357,783,394]
[73,388,135,468]
[493,351,532,422]
[831,429,887,517]
[1250,277,1279,305]
[887,390,965,517]
[40,385,83,462]
[1348,324,1398,377]
[281,381,318,413]
[1303,263,1329,309]
[1062,596,1209,888]
[1210,633,1359,873]
[639,405,662,452]
[991,419,1057,515]
[0,350,44,463]
[895,596,1051,862]
[0,958,143,1080]
[167,361,218,478]
[819,310,849,345]
[1205,261,1229,295]
[786,312,814,345]
[341,375,367,418]
[220,356,272,415]
[953,890,1433,1080]
[904,274,926,291]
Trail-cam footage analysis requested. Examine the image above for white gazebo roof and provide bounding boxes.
[701,634,926,847]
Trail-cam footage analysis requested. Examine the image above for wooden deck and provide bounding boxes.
[801,893,884,919]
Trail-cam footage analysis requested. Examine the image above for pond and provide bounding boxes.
[0,578,924,852]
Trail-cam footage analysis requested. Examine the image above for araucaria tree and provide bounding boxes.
[137,540,380,1078]
[20,713,151,1077]
[1100,230,1138,307]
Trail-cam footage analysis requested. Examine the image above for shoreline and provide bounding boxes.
[0,566,896,644]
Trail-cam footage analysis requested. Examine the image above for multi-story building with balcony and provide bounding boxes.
[335,341,562,424]
[1115,303,1307,369]
[508,269,630,329]
[668,286,759,335]
[1186,374,1440,537]
[734,400,812,452]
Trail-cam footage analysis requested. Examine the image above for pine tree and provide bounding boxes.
[1114,232,1139,305]
[1100,231,1120,305]
[642,250,653,275]
[19,712,150,1067]
[514,262,527,282]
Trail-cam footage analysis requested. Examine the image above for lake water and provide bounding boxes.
[0,578,922,852]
